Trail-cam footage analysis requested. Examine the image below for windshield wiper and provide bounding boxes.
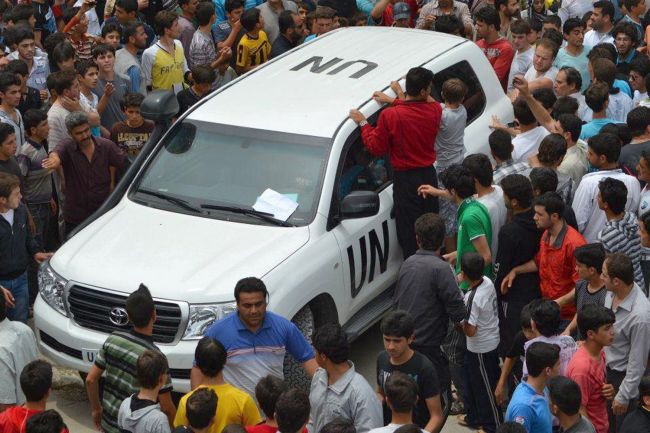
[199,204,294,227]
[136,188,202,213]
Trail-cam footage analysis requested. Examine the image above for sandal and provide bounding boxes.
[456,415,480,429]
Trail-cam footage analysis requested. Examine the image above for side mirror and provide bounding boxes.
[340,191,380,220]
[141,90,179,125]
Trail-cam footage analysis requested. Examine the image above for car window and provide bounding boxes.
[430,60,486,125]
[338,135,392,200]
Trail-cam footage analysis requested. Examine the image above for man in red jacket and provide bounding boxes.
[349,66,441,258]
[475,6,515,91]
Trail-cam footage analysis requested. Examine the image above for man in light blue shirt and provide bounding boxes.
[580,82,615,141]
[505,342,561,433]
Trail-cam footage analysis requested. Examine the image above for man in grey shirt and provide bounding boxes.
[602,253,650,431]
[308,323,382,433]
[257,0,297,44]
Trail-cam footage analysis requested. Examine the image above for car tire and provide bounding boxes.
[283,304,315,391]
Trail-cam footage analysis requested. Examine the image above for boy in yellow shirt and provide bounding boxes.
[236,8,271,75]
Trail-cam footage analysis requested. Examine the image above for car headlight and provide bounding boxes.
[183,302,237,340]
[38,262,68,317]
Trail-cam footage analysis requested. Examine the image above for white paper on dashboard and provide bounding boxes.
[253,188,299,221]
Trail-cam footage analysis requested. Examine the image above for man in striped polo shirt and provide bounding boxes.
[85,284,176,433]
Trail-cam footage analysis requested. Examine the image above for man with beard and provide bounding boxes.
[271,11,303,58]
[584,1,615,47]
[415,0,473,37]
[496,0,519,41]
[115,21,148,94]
[475,6,514,91]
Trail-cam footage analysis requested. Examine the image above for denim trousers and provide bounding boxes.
[0,273,29,322]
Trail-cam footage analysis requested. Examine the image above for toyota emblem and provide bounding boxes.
[109,307,129,327]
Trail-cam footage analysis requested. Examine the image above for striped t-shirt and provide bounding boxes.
[598,211,645,288]
[94,330,173,433]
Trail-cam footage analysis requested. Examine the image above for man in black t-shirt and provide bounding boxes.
[376,311,443,433]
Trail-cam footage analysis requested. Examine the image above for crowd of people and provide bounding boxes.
[1,0,650,433]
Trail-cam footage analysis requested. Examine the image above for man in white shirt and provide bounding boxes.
[583,1,615,47]
[557,0,594,25]
[512,96,550,163]
[572,132,641,242]
[524,39,559,92]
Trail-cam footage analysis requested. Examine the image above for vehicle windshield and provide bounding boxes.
[132,120,331,226]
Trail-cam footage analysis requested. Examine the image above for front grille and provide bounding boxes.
[40,331,83,360]
[67,285,183,343]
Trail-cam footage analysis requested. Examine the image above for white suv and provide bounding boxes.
[34,27,513,392]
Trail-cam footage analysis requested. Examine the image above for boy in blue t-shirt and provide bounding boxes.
[505,341,561,433]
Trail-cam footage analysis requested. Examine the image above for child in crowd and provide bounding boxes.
[75,59,102,137]
[236,8,270,74]
[110,92,155,160]
[548,376,597,433]
[171,388,218,433]
[176,65,216,117]
[101,23,122,50]
[245,375,288,433]
[118,350,171,433]
[619,376,650,433]
[554,243,607,338]
[368,372,421,433]
[459,252,502,433]
[566,305,615,433]
[275,390,310,433]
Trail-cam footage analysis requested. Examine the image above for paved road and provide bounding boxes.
[44,322,472,433]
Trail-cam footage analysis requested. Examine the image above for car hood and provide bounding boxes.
[50,200,310,304]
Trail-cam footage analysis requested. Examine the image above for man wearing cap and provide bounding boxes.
[349,67,442,259]
[392,2,411,27]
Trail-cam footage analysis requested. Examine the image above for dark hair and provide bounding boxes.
[279,10,297,34]
[529,299,561,337]
[20,360,53,402]
[627,106,650,137]
[496,422,527,433]
[581,11,592,27]
[186,388,218,429]
[120,92,145,111]
[593,0,614,20]
[75,59,98,77]
[588,132,621,162]
[385,371,418,413]
[605,253,635,285]
[154,10,179,36]
[510,19,531,35]
[530,167,559,195]
[225,0,245,13]
[0,123,15,146]
[319,419,356,433]
[585,82,610,112]
[191,65,216,85]
[241,8,261,32]
[534,192,565,221]
[62,7,81,25]
[405,67,434,97]
[195,337,227,377]
[12,4,35,23]
[559,67,582,93]
[574,243,606,273]
[434,14,463,35]
[234,277,268,302]
[414,213,445,251]
[520,302,533,330]
[380,310,415,339]
[537,134,567,166]
[0,71,21,93]
[562,17,584,34]
[598,177,627,214]
[612,20,639,46]
[624,0,644,10]
[136,350,168,389]
[312,323,349,364]
[6,59,28,77]
[548,376,582,415]
[533,88,557,111]
[393,425,422,433]
[52,42,75,67]
[52,70,78,95]
[600,123,631,146]
[526,341,560,377]
[125,283,155,328]
[639,376,650,400]
[629,55,650,78]
[116,0,139,13]
[552,96,579,118]
[577,304,615,338]
[25,410,65,433]
[197,1,216,26]
[513,96,536,125]
[275,389,310,433]
[588,44,616,63]
[439,164,475,199]
[102,22,122,38]
[489,129,513,161]
[501,174,533,209]
[462,153,493,187]
[527,16,543,32]
[475,6,500,31]
[461,252,485,281]
[24,109,48,136]
[0,173,20,203]
[123,20,145,42]
[557,113,582,142]
[255,375,288,419]
[92,43,116,59]
[592,58,616,88]
[13,24,34,46]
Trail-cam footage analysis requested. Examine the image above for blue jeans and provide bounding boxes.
[0,273,29,322]
[27,202,51,303]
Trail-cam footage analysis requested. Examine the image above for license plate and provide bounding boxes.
[82,349,98,364]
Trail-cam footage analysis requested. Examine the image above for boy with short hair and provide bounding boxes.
[566,305,616,433]
[174,336,261,433]
[75,59,102,137]
[92,44,131,130]
[61,2,97,61]
[172,388,217,433]
[276,390,310,433]
[118,350,172,433]
[548,376,597,433]
[507,19,534,93]
[101,23,122,50]
[176,65,216,116]
[245,375,288,433]
[5,60,42,115]
[0,71,26,151]
[368,372,421,433]
[619,376,650,432]
[554,18,590,93]
[110,93,154,159]
[580,83,614,141]
[459,252,503,433]
[236,8,270,74]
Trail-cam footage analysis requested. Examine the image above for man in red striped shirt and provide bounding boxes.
[349,67,442,258]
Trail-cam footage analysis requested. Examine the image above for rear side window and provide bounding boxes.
[431,60,486,125]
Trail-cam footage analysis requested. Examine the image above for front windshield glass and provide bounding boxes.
[133,120,331,226]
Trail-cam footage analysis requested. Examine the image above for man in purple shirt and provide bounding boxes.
[42,111,126,238]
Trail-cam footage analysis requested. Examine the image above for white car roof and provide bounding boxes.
[187,27,467,138]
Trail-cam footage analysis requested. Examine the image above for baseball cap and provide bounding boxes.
[393,2,410,21]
